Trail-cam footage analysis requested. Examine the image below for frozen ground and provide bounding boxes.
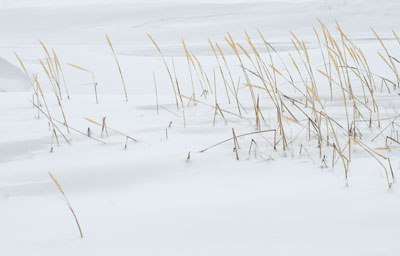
[1,0,400,255]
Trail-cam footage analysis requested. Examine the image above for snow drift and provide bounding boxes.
[0,57,30,92]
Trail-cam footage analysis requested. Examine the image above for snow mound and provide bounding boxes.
[0,57,30,92]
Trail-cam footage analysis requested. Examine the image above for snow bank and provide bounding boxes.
[0,57,30,92]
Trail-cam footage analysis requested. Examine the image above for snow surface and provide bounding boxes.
[1,0,400,255]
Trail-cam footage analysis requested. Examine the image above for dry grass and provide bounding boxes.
[106,35,128,101]
[48,171,83,238]
[68,63,98,104]
[26,21,400,189]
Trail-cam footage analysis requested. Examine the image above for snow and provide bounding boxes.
[0,57,30,92]
[1,0,400,255]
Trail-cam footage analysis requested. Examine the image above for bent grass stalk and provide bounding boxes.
[48,171,83,238]
[106,34,128,101]
[85,117,138,142]
[147,34,179,109]
[68,63,98,104]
